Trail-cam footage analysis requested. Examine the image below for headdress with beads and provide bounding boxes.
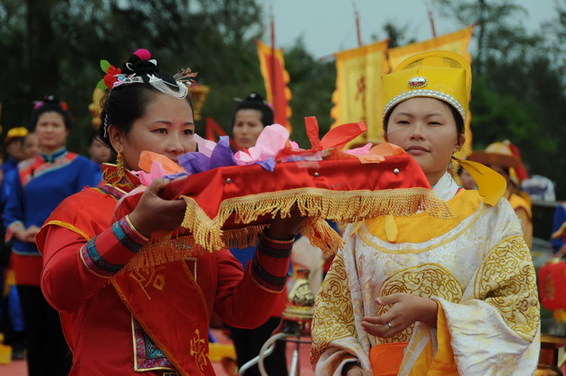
[97,49,197,137]
[96,49,196,99]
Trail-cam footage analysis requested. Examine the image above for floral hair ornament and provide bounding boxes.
[96,60,124,90]
[96,49,195,100]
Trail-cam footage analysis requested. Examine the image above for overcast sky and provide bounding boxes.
[259,0,559,58]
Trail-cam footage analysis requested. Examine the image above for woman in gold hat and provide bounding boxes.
[311,51,539,375]
[467,140,533,248]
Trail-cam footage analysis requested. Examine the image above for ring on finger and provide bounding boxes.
[387,321,393,330]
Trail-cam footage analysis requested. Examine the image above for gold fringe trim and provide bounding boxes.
[116,187,453,272]
[180,187,452,254]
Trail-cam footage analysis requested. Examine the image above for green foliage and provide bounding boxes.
[435,0,566,198]
[0,0,564,198]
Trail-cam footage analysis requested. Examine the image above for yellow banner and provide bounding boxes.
[388,26,475,157]
[330,39,390,144]
[388,26,474,70]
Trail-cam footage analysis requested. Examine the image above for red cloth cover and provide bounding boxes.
[115,154,453,257]
[538,261,566,310]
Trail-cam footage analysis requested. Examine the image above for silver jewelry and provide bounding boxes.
[387,322,393,330]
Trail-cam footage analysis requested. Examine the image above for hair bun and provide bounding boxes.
[244,92,266,103]
[40,95,59,105]
[123,49,159,75]
[33,95,69,112]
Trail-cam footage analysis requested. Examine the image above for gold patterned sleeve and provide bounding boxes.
[310,251,364,374]
[474,234,540,341]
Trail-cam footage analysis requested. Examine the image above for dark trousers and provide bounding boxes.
[17,285,72,376]
[230,317,287,376]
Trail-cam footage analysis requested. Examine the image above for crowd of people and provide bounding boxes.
[0,99,111,375]
[0,46,562,376]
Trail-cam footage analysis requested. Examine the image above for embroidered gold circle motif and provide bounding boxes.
[408,76,427,88]
[376,263,462,343]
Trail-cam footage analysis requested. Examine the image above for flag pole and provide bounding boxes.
[352,0,363,47]
[426,0,437,38]
[270,6,277,106]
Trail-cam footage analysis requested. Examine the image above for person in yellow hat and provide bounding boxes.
[467,140,533,248]
[311,51,539,376]
[0,126,30,360]
[2,127,29,176]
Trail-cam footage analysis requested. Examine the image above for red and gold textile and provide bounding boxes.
[116,153,453,268]
[538,261,566,311]
[36,165,294,375]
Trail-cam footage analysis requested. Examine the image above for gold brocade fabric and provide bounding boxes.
[311,187,540,376]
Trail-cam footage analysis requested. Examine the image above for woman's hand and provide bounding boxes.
[361,293,438,338]
[264,204,308,241]
[128,179,187,236]
[15,225,40,243]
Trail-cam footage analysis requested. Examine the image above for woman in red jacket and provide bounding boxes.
[36,49,304,376]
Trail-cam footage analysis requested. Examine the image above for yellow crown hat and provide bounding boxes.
[381,50,472,122]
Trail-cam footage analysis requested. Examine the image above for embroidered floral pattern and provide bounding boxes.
[475,235,540,340]
[377,263,464,343]
[189,329,208,371]
[310,253,356,364]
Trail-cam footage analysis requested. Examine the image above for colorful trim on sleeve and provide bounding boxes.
[250,233,293,291]
[80,239,123,277]
[79,217,149,278]
[258,231,294,258]
[251,258,288,291]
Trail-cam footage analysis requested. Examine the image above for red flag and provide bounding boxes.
[205,117,227,141]
[205,117,237,149]
[256,40,292,131]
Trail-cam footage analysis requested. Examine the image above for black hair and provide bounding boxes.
[231,92,274,128]
[98,49,194,151]
[30,95,73,130]
[383,99,465,136]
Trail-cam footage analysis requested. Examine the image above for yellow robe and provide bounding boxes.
[311,174,540,376]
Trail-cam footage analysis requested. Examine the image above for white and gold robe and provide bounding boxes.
[311,173,540,375]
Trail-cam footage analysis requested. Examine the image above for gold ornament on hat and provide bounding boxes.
[408,76,427,88]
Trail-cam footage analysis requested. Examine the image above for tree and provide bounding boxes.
[435,0,566,198]
[0,0,267,152]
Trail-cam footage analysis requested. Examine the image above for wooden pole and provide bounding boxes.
[426,0,438,38]
[352,0,363,47]
[270,7,276,105]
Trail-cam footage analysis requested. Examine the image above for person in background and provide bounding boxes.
[87,130,113,183]
[229,92,289,376]
[22,132,40,160]
[2,96,99,376]
[36,49,305,375]
[456,164,477,190]
[232,92,272,150]
[311,51,539,376]
[2,127,28,177]
[1,127,32,360]
[551,201,566,259]
[467,140,533,248]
